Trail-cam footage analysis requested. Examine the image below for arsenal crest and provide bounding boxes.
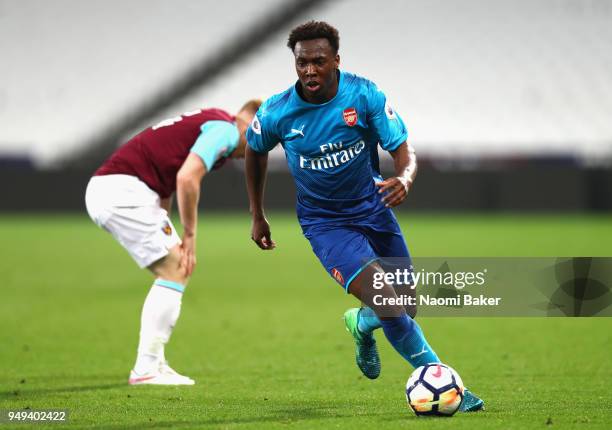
[331,268,345,285]
[342,108,358,127]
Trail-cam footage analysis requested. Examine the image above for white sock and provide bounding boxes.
[133,281,184,374]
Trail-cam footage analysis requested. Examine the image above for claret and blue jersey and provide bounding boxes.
[247,71,408,227]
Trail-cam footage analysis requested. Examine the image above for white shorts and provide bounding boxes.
[85,175,181,269]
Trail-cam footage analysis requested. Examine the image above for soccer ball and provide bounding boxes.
[405,363,464,416]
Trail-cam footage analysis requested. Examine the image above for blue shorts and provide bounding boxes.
[302,209,411,293]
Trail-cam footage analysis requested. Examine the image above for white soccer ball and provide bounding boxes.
[405,363,464,416]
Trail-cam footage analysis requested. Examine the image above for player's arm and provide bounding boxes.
[177,120,238,272]
[376,142,417,207]
[176,154,207,276]
[365,81,414,208]
[245,146,275,250]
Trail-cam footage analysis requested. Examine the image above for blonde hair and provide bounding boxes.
[238,99,263,115]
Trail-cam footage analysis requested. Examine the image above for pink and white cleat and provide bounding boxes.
[128,362,195,385]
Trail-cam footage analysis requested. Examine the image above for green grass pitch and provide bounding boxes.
[1,213,611,429]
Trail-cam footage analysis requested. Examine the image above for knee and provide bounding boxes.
[405,303,417,319]
[158,269,189,286]
[158,260,189,285]
[149,247,189,286]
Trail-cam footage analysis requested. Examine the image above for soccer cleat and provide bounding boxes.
[343,308,381,379]
[128,362,195,386]
[459,388,485,412]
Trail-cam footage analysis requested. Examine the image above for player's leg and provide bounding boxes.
[351,212,484,411]
[85,175,194,385]
[127,246,194,385]
[355,210,416,333]
[304,224,383,379]
[127,244,194,385]
[350,264,483,410]
[341,212,416,379]
[344,219,415,355]
[347,263,441,369]
[305,222,426,378]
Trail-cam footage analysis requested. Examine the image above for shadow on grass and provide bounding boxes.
[91,405,405,429]
[1,386,409,428]
[1,383,125,399]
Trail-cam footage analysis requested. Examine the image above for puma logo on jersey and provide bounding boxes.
[290,124,305,137]
[284,124,306,141]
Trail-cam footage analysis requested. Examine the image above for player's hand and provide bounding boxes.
[251,216,276,250]
[180,234,197,276]
[376,176,412,208]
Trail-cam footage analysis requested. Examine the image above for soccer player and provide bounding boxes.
[85,100,261,385]
[245,21,483,411]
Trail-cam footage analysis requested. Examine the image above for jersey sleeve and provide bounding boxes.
[246,105,280,153]
[190,120,239,171]
[365,82,408,151]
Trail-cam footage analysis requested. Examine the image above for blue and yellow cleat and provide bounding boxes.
[343,308,381,379]
[459,389,485,412]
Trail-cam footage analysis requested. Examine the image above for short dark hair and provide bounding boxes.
[287,21,340,54]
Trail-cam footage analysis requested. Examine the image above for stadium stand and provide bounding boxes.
[179,0,612,165]
[0,0,610,210]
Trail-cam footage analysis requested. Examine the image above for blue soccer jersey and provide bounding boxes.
[247,71,408,226]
